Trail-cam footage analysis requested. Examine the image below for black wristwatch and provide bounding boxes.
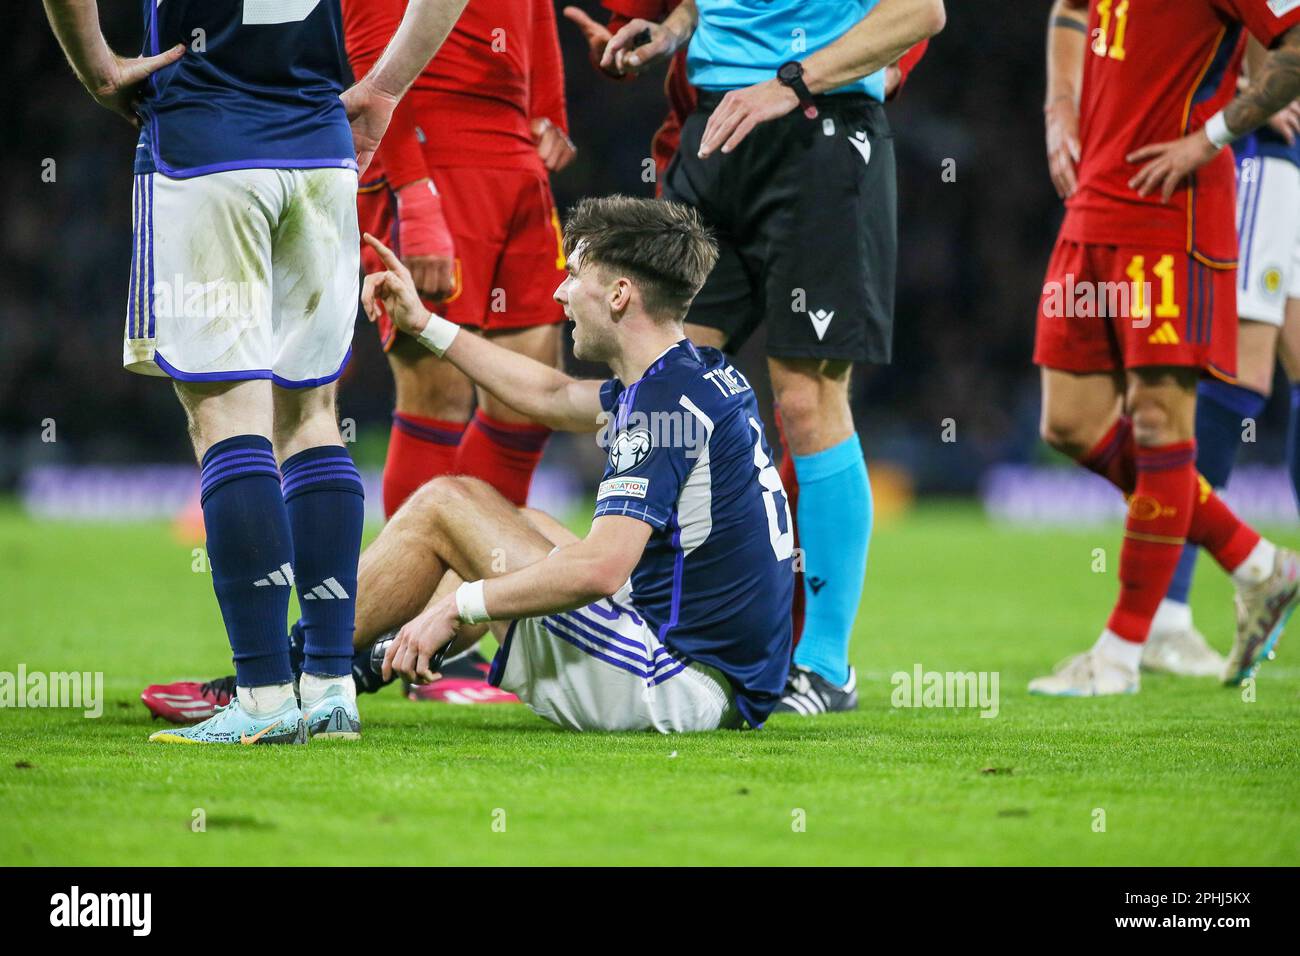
[777,61,818,119]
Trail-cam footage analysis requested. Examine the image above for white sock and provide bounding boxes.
[1151,598,1193,634]
[299,672,356,708]
[1231,539,1277,588]
[238,682,296,717]
[1094,630,1143,672]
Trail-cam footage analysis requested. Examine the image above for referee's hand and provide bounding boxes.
[699,79,800,158]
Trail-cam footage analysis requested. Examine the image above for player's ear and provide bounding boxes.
[609,276,633,315]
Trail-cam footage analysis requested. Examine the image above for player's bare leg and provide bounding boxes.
[270,381,366,738]
[1037,367,1126,460]
[1033,368,1198,696]
[1034,367,1298,693]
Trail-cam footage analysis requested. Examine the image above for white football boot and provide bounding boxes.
[1224,547,1300,686]
[1029,635,1140,697]
[1142,626,1226,677]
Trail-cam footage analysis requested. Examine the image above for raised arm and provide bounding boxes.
[361,234,604,433]
[42,0,184,125]
[1044,0,1089,199]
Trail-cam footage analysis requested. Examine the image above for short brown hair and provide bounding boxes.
[562,196,718,319]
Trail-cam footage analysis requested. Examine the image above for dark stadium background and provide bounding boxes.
[2,1,1293,500]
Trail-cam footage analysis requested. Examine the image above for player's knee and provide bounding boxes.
[409,474,493,520]
[771,371,850,439]
[1039,413,1094,459]
[1128,398,1178,447]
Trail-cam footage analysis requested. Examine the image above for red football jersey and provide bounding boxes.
[344,0,568,182]
[1063,0,1300,266]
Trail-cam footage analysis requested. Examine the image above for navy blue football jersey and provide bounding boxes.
[134,0,354,177]
[595,341,795,728]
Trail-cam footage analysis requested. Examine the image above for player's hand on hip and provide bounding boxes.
[341,80,399,177]
[362,233,431,336]
[1267,100,1300,146]
[532,117,578,172]
[1044,96,1081,199]
[1126,129,1221,203]
[88,45,185,128]
[601,18,678,76]
[382,597,459,684]
[396,179,457,300]
[698,80,799,159]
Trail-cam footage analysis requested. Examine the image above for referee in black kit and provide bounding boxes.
[603,0,945,715]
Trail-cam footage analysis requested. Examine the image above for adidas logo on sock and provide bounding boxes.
[302,577,350,601]
[253,563,295,588]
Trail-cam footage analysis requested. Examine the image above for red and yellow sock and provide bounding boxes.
[383,412,466,519]
[453,410,551,508]
[1106,441,1197,643]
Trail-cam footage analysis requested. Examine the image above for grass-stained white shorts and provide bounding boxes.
[1236,153,1300,326]
[489,584,742,734]
[123,167,359,387]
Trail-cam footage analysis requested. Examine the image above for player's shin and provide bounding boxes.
[789,434,871,688]
[200,436,297,701]
[1106,442,1199,651]
[281,446,365,713]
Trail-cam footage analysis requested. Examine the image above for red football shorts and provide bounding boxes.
[1034,237,1237,378]
[359,165,566,350]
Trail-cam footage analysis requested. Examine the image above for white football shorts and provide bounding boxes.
[1235,153,1300,326]
[489,584,743,734]
[123,167,359,386]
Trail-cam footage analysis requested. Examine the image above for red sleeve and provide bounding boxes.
[889,39,929,98]
[530,0,569,132]
[342,0,428,189]
[1214,0,1300,46]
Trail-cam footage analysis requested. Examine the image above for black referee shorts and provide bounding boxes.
[664,91,897,364]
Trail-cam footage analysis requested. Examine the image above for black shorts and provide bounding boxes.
[664,92,897,363]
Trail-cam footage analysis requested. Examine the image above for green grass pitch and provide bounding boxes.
[1,500,1297,866]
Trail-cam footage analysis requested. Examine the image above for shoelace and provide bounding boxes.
[200,675,237,701]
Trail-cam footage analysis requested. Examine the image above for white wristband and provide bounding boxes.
[416,312,460,357]
[1204,110,1236,150]
[455,580,490,625]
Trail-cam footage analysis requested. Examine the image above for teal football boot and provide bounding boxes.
[148,694,307,745]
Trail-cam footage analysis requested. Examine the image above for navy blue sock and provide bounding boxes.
[282,445,364,678]
[1166,379,1267,604]
[200,435,295,687]
[1289,384,1300,512]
